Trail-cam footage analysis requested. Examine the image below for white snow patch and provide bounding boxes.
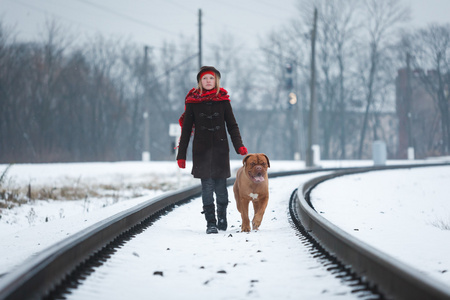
[311,165,450,287]
[249,193,259,200]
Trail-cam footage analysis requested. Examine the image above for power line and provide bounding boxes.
[148,52,198,87]
[213,0,288,21]
[72,0,179,36]
[7,0,292,54]
[8,0,184,50]
[154,0,256,41]
[159,52,198,77]
[157,0,286,43]
[10,0,102,33]
[8,0,259,54]
[248,0,295,14]
[158,0,196,15]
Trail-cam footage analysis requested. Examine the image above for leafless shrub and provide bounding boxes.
[0,165,29,209]
[430,218,450,231]
[0,164,13,187]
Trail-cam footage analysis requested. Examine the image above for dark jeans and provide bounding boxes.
[201,178,228,207]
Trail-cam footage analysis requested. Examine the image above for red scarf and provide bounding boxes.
[185,87,230,104]
[179,88,230,127]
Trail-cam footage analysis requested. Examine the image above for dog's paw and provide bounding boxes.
[241,225,251,232]
[252,219,261,230]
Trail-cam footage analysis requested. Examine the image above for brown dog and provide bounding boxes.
[233,153,270,232]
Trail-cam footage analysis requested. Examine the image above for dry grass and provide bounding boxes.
[1,164,28,209]
[0,189,28,209]
[0,164,179,211]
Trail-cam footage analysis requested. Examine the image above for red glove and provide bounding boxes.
[178,112,185,127]
[238,146,248,155]
[177,159,186,169]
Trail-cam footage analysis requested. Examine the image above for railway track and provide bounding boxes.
[0,163,449,299]
[290,163,450,300]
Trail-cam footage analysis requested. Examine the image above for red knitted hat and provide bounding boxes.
[196,66,221,82]
[199,70,215,80]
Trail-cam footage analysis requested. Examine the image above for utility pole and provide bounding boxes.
[406,53,414,159]
[198,9,202,69]
[306,8,318,167]
[142,45,150,161]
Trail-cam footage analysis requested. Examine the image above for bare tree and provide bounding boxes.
[411,24,450,155]
[258,31,302,158]
[309,0,361,159]
[38,20,72,159]
[356,0,410,158]
[326,0,360,159]
[287,0,364,159]
[0,21,21,161]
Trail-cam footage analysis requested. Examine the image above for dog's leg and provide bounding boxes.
[240,200,251,232]
[233,184,241,213]
[252,197,268,230]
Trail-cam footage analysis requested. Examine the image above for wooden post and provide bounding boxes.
[306,8,318,167]
[198,9,202,69]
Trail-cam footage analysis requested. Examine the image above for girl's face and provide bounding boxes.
[201,74,215,91]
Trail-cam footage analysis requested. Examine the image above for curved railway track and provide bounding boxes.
[0,163,449,299]
[290,163,450,300]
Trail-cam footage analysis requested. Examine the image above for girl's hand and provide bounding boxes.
[238,147,248,155]
[177,159,186,169]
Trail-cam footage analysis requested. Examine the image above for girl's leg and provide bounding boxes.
[201,178,218,234]
[214,178,228,231]
[201,178,215,206]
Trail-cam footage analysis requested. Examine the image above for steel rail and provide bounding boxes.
[0,162,448,299]
[292,163,450,300]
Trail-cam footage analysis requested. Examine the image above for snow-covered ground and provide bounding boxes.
[66,173,363,300]
[1,159,449,298]
[311,165,450,288]
[0,160,312,276]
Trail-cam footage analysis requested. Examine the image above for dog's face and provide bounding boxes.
[243,153,270,183]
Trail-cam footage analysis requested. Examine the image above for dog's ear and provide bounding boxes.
[242,154,252,166]
[262,154,270,168]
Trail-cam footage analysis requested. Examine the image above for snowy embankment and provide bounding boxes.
[311,165,450,287]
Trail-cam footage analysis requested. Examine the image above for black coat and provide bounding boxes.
[176,100,244,179]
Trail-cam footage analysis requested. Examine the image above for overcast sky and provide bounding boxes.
[1,0,450,53]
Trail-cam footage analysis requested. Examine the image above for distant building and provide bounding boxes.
[395,68,441,159]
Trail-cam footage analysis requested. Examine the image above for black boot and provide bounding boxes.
[217,204,228,231]
[203,204,218,234]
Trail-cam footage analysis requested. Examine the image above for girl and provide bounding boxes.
[177,66,248,234]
